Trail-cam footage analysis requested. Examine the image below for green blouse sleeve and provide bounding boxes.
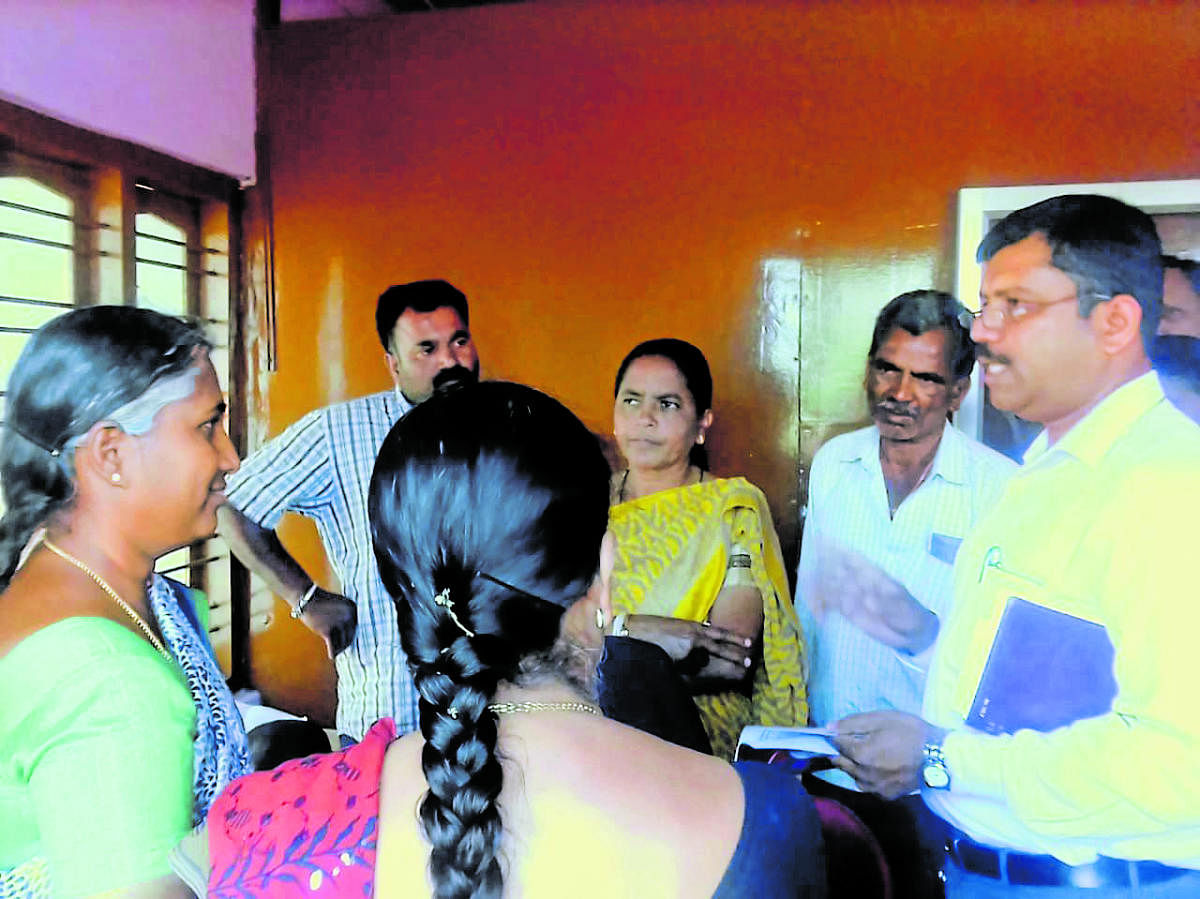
[0,618,196,898]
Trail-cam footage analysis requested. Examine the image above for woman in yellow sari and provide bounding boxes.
[607,338,807,758]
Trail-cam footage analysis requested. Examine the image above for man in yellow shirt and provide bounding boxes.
[831,194,1200,897]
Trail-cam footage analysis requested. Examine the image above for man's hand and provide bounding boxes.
[626,615,755,682]
[808,540,939,655]
[830,710,946,799]
[299,588,357,658]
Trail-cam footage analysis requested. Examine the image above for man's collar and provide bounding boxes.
[1022,371,1164,468]
[393,387,416,417]
[838,423,966,486]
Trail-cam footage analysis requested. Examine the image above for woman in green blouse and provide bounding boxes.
[0,307,250,898]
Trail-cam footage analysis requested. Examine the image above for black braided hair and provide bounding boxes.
[369,382,610,899]
[0,306,211,589]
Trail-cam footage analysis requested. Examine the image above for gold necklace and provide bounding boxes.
[41,538,172,662]
[487,700,601,716]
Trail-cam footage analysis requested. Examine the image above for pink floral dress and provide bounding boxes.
[208,718,396,897]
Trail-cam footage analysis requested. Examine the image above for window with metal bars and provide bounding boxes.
[0,146,245,681]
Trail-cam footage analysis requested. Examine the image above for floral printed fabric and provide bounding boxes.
[208,718,395,897]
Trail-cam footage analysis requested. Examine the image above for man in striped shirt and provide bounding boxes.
[796,289,1014,898]
[219,280,480,742]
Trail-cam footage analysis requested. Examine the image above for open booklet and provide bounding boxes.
[734,725,839,762]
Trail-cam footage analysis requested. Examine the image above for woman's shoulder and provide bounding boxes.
[702,475,772,513]
[713,761,825,897]
[1,618,189,722]
[0,615,179,682]
[505,717,748,896]
[710,474,766,496]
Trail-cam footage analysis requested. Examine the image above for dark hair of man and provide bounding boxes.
[375,280,470,352]
[1152,335,1200,388]
[868,290,975,381]
[1163,254,1200,293]
[613,338,713,470]
[0,306,211,588]
[368,381,610,899]
[976,194,1164,349]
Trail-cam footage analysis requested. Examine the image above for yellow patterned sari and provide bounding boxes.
[608,476,808,759]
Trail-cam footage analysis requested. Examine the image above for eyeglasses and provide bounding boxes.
[957,292,1111,331]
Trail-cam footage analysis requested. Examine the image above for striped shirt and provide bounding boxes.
[796,423,1016,736]
[225,390,414,740]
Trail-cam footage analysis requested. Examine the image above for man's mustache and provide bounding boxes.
[874,401,916,419]
[975,347,1011,366]
[433,364,480,393]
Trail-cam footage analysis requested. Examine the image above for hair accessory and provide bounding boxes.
[476,570,546,603]
[110,471,122,485]
[4,421,60,458]
[447,706,459,719]
[290,582,319,619]
[434,587,475,638]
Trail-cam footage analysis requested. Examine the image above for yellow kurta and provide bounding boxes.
[608,476,808,758]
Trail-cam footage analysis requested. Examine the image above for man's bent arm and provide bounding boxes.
[218,504,316,610]
[218,504,357,658]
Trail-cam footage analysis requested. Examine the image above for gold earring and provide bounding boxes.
[110,472,122,485]
[697,434,706,445]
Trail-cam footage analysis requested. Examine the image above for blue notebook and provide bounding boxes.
[966,597,1117,735]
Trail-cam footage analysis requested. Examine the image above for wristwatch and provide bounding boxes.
[921,737,951,790]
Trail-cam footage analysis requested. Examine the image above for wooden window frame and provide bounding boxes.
[0,98,251,687]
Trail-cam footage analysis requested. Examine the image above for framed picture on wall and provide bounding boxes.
[953,179,1200,460]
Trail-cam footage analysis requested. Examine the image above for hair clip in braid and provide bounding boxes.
[434,587,475,638]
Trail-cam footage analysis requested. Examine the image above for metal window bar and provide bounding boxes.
[0,295,74,309]
[135,229,226,256]
[0,233,111,259]
[0,200,108,232]
[134,256,225,277]
[0,231,74,252]
[0,198,74,222]
[157,552,228,576]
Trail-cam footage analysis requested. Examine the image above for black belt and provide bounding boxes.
[946,831,1189,888]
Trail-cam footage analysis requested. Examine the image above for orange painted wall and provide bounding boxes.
[249,0,1200,720]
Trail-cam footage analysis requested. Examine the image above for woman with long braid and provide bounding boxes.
[207,382,825,897]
